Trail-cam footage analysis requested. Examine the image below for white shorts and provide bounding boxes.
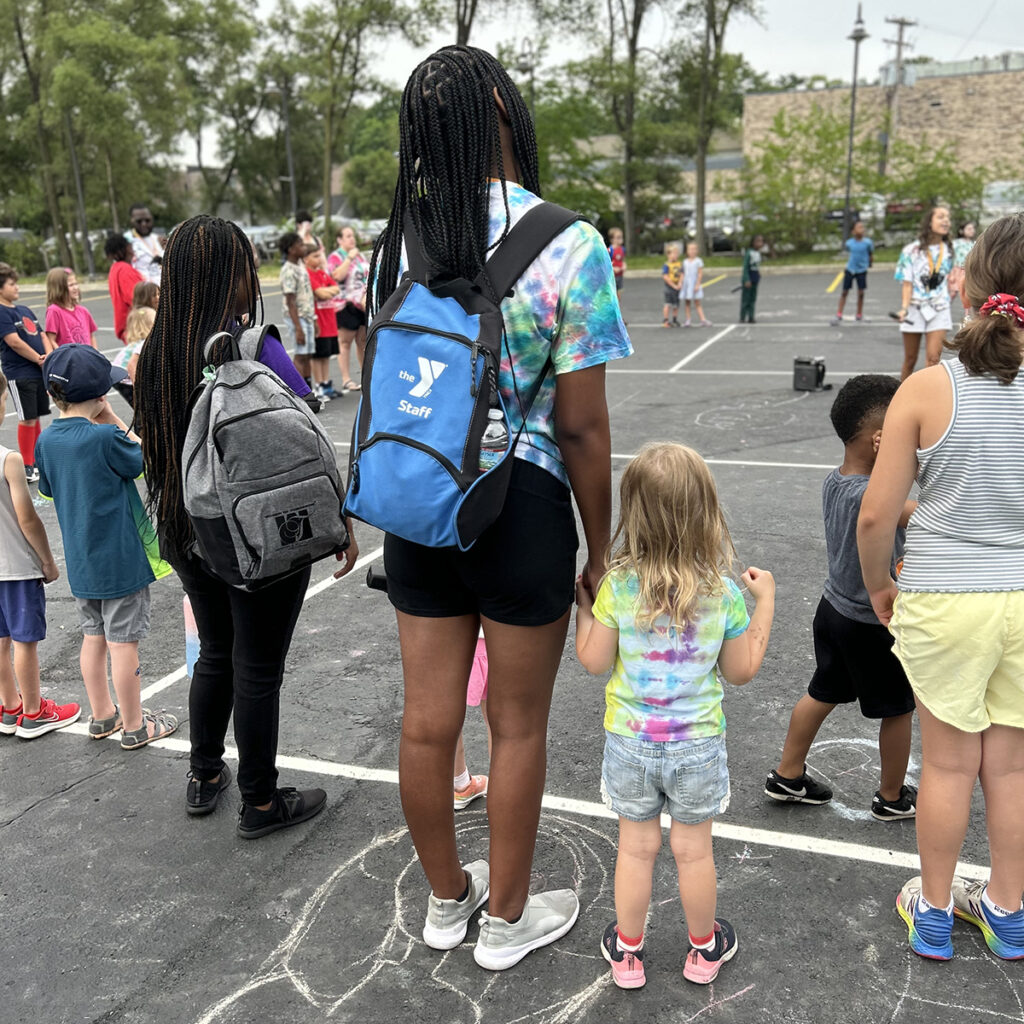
[900,303,952,334]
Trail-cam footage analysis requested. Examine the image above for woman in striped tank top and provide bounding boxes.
[858,214,1024,964]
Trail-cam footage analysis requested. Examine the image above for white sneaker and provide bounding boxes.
[422,860,490,950]
[474,889,580,970]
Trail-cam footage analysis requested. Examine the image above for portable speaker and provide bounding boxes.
[793,356,831,392]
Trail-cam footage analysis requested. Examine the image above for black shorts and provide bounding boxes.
[336,305,367,331]
[614,274,623,291]
[314,335,339,358]
[384,459,579,626]
[842,270,868,292]
[663,285,680,305]
[807,596,915,718]
[7,376,50,421]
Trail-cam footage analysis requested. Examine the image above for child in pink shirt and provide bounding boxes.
[44,268,98,348]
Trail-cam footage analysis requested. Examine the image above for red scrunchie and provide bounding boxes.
[979,293,1024,326]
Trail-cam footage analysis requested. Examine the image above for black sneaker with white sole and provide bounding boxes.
[764,767,833,804]
[237,786,327,839]
[871,784,917,821]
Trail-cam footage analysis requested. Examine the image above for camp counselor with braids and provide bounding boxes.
[2,44,643,975]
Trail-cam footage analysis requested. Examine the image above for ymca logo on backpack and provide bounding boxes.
[182,325,349,590]
[344,202,581,550]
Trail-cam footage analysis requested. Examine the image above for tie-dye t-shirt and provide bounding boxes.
[399,181,632,485]
[592,571,750,741]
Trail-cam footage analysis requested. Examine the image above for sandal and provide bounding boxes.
[342,380,361,392]
[121,710,179,750]
[89,705,122,739]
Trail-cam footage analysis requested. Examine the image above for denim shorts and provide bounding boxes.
[600,730,730,825]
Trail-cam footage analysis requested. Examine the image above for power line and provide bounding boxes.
[953,0,1000,59]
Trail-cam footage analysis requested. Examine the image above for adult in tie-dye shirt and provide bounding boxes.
[592,570,750,741]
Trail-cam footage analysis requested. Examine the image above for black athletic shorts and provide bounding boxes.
[663,285,680,305]
[384,459,579,626]
[7,376,50,421]
[842,270,868,292]
[336,305,367,331]
[807,596,915,718]
[314,335,339,358]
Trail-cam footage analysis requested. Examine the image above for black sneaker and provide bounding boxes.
[186,764,233,817]
[871,784,917,821]
[237,786,327,839]
[24,465,39,484]
[765,767,833,804]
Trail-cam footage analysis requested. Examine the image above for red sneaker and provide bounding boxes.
[15,698,81,739]
[0,702,23,735]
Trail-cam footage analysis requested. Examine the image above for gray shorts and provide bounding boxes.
[76,587,151,643]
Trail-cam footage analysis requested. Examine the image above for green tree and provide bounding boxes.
[343,150,398,217]
[732,105,873,252]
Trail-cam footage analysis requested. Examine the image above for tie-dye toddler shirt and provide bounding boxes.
[592,571,750,741]
[398,181,632,485]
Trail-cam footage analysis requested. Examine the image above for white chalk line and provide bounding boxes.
[130,545,385,703]
[669,323,738,371]
[52,726,990,879]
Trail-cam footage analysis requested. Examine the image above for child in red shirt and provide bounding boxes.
[305,248,341,401]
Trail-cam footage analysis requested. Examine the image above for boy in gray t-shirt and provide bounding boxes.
[765,375,918,821]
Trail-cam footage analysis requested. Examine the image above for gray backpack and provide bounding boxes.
[182,325,349,590]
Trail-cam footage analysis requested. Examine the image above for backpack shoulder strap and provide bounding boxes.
[402,210,430,284]
[236,324,270,362]
[477,202,583,299]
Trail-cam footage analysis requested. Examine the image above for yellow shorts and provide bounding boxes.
[890,591,1024,732]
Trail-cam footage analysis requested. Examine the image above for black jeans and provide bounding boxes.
[173,557,311,805]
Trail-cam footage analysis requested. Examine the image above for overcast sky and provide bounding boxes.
[266,0,1018,88]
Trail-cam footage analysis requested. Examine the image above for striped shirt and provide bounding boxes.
[899,358,1024,592]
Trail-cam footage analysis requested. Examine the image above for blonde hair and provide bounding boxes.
[608,443,736,631]
[666,243,680,258]
[45,267,73,309]
[124,305,155,346]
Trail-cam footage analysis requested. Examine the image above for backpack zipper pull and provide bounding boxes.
[470,341,480,398]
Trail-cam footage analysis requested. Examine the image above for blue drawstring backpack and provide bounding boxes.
[343,202,581,549]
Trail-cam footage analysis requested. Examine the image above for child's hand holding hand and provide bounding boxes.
[868,579,898,627]
[575,575,594,612]
[742,566,775,602]
[41,559,59,584]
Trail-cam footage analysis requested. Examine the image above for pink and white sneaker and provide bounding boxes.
[454,774,488,810]
[683,918,738,984]
[600,921,646,988]
[15,698,81,739]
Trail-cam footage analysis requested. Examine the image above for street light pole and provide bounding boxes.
[280,75,298,218]
[842,4,869,243]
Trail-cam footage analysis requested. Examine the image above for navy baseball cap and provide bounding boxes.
[43,345,128,403]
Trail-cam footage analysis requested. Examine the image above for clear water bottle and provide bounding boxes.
[478,408,509,473]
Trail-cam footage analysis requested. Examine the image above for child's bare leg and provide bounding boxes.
[662,304,671,323]
[837,290,849,316]
[0,636,19,709]
[293,353,311,379]
[856,288,866,317]
[454,731,469,779]
[615,817,662,939]
[878,712,913,802]
[481,698,492,761]
[108,641,143,733]
[672,304,680,322]
[313,356,329,386]
[777,695,835,778]
[695,300,706,321]
[684,299,692,321]
[670,818,716,940]
[81,634,116,720]
[12,640,41,714]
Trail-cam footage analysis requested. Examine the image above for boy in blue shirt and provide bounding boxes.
[35,345,177,750]
[831,221,874,325]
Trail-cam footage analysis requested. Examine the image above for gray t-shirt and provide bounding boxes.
[821,468,904,625]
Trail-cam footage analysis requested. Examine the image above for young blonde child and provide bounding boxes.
[680,242,711,327]
[576,443,775,990]
[44,267,98,348]
[661,244,683,327]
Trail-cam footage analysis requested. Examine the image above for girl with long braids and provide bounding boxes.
[134,216,359,838]
[372,46,631,970]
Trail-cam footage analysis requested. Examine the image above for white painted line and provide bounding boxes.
[608,368,891,377]
[611,453,832,470]
[140,665,188,701]
[129,545,385,702]
[332,441,352,447]
[54,727,990,877]
[669,323,737,371]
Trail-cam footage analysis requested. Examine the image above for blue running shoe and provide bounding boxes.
[897,877,953,960]
[952,877,1024,960]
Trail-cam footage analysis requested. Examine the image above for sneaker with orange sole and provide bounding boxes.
[454,774,488,810]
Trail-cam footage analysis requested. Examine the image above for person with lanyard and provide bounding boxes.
[893,206,953,380]
[128,204,164,285]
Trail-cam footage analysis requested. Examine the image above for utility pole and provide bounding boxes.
[879,15,915,176]
[842,5,868,243]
